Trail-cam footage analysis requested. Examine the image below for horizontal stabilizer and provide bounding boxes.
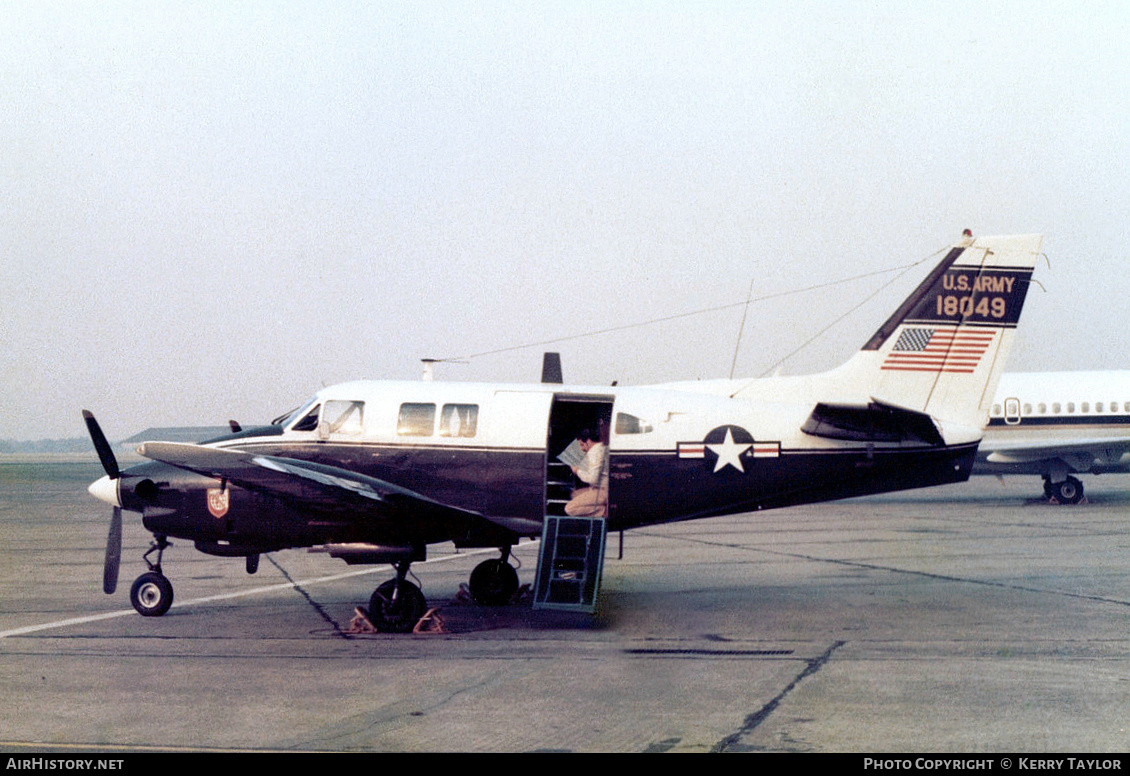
[801,401,944,446]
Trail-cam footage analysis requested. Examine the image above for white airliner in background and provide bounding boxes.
[978,371,1130,502]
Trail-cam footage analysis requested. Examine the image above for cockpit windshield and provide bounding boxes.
[272,397,319,427]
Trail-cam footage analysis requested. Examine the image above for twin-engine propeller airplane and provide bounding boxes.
[85,233,1042,631]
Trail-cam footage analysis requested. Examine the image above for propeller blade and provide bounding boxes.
[82,410,120,480]
[103,507,122,595]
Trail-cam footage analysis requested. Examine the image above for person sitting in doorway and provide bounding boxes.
[565,427,608,517]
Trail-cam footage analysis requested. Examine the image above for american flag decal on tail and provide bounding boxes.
[881,326,996,374]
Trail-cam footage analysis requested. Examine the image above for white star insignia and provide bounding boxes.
[706,428,752,473]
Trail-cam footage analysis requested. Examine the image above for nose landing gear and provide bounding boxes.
[129,536,174,617]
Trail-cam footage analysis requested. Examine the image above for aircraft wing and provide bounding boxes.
[135,442,507,537]
[980,436,1130,464]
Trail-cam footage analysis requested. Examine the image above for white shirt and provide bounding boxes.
[575,442,608,490]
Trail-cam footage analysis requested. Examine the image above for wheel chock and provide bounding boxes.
[347,606,377,634]
[412,608,446,634]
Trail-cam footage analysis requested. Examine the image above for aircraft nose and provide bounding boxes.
[88,475,121,508]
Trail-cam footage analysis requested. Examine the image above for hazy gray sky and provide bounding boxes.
[3,1,1129,441]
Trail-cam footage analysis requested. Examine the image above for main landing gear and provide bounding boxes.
[129,536,174,617]
[365,548,520,633]
[469,548,519,606]
[368,561,427,633]
[1043,475,1084,504]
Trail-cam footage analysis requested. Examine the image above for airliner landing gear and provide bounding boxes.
[1047,475,1084,504]
[130,536,174,617]
[469,548,519,606]
[368,562,426,633]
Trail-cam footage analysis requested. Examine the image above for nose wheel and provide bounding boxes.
[129,535,175,617]
[130,571,174,617]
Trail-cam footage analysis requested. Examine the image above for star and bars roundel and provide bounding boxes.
[677,425,780,473]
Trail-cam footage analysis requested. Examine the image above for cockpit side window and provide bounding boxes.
[322,400,364,435]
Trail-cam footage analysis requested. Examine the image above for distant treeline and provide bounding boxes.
[0,438,94,454]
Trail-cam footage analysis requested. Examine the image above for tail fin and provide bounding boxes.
[861,233,1041,435]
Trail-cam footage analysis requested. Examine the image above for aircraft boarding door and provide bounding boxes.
[534,395,614,612]
[1004,397,1021,425]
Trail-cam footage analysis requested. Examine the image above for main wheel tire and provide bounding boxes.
[129,572,174,617]
[1054,476,1084,504]
[368,580,426,633]
[469,559,519,606]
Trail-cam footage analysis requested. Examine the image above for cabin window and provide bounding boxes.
[1097,402,1105,413]
[322,400,364,435]
[1067,402,1075,414]
[1023,403,1032,415]
[1052,403,1061,414]
[1037,403,1046,414]
[991,404,1002,417]
[615,412,653,434]
[397,403,436,436]
[439,404,478,437]
[1082,402,1090,413]
[292,404,321,432]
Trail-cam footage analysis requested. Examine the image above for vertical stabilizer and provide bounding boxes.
[865,234,1041,432]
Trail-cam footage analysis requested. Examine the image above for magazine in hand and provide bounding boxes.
[557,439,586,469]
